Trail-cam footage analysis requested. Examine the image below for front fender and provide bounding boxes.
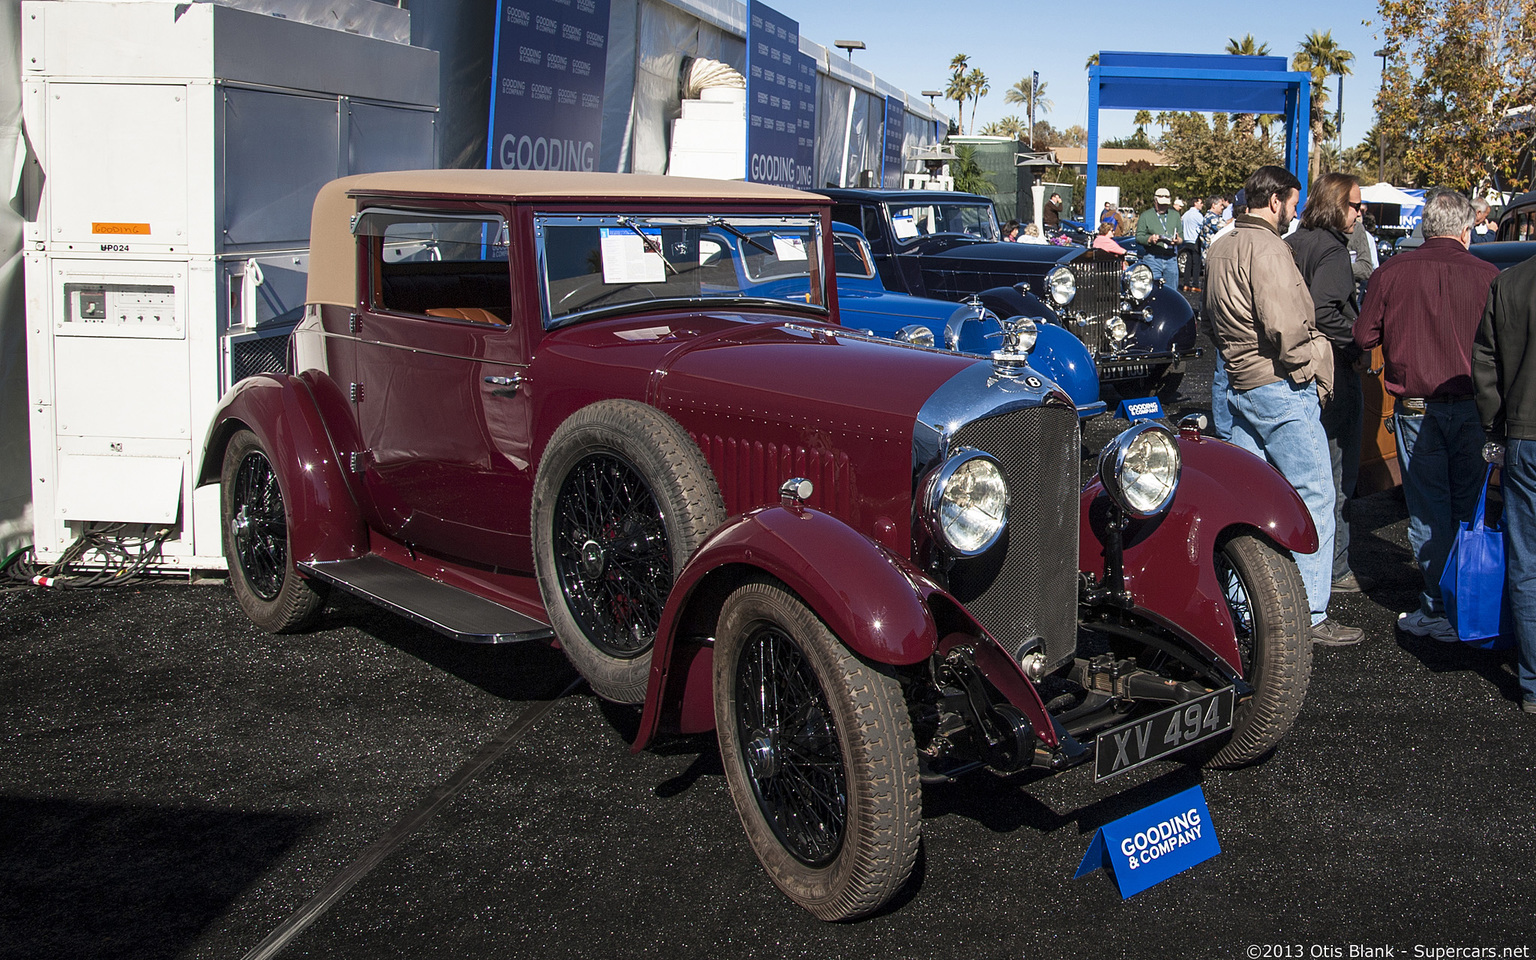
[1080,433,1317,676]
[1133,287,1198,354]
[199,374,366,564]
[633,505,938,751]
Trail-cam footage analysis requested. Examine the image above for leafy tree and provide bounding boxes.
[1294,30,1354,177]
[1224,34,1273,139]
[1102,130,1153,150]
[1159,111,1281,198]
[1377,0,1536,192]
[965,68,990,138]
[1059,124,1088,147]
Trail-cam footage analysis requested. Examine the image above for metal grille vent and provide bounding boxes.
[944,405,1080,671]
[230,332,290,386]
[694,434,854,519]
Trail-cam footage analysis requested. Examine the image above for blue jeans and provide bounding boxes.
[1144,254,1178,289]
[1211,352,1232,440]
[1392,400,1484,617]
[1502,438,1536,705]
[1228,378,1334,624]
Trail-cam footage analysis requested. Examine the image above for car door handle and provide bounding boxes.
[484,374,522,397]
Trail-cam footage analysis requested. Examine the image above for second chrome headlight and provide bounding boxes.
[1097,422,1181,518]
[1123,262,1156,301]
[924,449,1009,556]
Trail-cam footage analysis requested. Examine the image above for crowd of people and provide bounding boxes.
[1201,165,1534,714]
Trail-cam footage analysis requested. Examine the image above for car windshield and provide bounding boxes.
[536,213,827,326]
[885,200,1000,244]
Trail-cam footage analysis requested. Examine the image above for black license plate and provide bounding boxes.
[1093,688,1235,782]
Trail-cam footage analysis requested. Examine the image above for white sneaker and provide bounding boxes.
[1397,610,1460,643]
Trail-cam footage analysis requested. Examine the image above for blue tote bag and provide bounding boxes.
[1438,466,1513,650]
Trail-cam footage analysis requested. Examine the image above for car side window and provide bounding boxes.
[356,209,512,324]
[832,234,875,278]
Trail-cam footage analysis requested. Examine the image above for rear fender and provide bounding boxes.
[1080,433,1317,676]
[633,505,939,750]
[199,374,366,564]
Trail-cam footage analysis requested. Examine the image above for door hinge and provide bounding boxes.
[349,382,364,403]
[349,451,366,473]
[348,312,361,334]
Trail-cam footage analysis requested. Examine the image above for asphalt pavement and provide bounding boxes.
[2,328,1534,960]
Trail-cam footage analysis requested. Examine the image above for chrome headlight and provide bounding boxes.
[1123,262,1155,301]
[1097,422,1181,518]
[924,449,1009,556]
[1044,265,1076,306]
[895,324,936,347]
[1106,316,1128,343]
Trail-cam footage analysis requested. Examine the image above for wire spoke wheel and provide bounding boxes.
[714,579,919,921]
[532,401,725,704]
[735,622,848,867]
[551,452,671,658]
[1199,535,1312,769]
[219,429,326,634]
[230,448,288,601]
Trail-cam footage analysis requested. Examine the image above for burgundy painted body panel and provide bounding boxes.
[1079,434,1318,675]
[200,373,367,564]
[634,505,940,750]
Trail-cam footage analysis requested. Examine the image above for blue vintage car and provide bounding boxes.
[816,188,1200,398]
[698,221,1105,416]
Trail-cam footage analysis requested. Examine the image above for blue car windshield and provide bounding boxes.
[536,213,826,326]
[886,200,1000,244]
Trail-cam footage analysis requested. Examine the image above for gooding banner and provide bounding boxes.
[882,95,906,189]
[746,0,816,188]
[488,0,610,172]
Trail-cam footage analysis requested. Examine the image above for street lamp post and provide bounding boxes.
[1374,47,1390,182]
[833,40,865,61]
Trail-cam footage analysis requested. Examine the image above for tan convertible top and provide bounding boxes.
[306,170,825,307]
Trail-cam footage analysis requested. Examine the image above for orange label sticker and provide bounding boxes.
[91,222,151,235]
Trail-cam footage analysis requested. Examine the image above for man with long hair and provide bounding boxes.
[1288,173,1370,598]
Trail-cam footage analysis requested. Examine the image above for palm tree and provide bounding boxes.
[1004,76,1053,118]
[980,116,1026,139]
[1134,110,1152,137]
[1155,111,1172,133]
[1224,35,1272,139]
[1085,53,1099,70]
[946,54,971,134]
[1294,30,1354,176]
[965,67,989,139]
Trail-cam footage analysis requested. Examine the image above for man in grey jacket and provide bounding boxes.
[1205,165,1362,646]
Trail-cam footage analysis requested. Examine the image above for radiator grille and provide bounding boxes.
[1064,255,1123,356]
[944,404,1080,670]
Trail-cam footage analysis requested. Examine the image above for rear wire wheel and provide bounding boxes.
[713,579,920,921]
[1203,534,1313,768]
[220,429,327,633]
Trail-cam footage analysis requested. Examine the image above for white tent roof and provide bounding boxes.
[1361,182,1423,207]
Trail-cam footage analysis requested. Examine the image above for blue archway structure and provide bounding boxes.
[1087,51,1312,214]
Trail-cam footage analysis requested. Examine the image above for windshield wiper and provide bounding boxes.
[707,217,781,257]
[614,216,679,276]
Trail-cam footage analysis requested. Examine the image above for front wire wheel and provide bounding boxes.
[1204,534,1313,768]
[713,580,920,921]
[220,429,326,633]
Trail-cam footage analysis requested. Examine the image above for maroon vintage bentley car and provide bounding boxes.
[202,170,1317,920]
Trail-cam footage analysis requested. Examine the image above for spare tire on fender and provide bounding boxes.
[532,400,726,703]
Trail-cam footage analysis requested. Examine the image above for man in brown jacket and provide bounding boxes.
[1205,165,1361,646]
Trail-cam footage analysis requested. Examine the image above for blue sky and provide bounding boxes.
[773,0,1387,146]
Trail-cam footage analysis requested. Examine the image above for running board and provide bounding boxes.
[300,556,554,644]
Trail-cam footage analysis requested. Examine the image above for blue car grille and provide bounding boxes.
[1062,256,1122,356]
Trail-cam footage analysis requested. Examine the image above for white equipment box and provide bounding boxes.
[22,0,438,572]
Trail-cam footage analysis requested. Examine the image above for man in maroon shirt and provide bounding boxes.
[1355,189,1501,642]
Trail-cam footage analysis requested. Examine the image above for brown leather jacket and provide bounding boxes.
[1205,215,1334,400]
